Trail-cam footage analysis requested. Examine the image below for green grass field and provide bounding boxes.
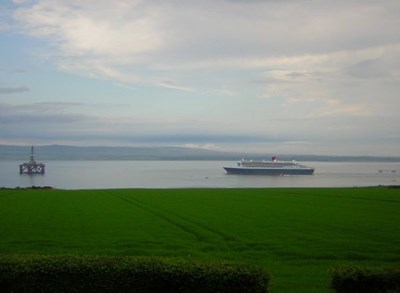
[0,187,399,292]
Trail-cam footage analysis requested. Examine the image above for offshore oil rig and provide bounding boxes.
[19,146,45,175]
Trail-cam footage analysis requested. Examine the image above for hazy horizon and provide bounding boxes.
[2,144,400,162]
[1,0,399,156]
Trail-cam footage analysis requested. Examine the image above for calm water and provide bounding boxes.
[1,160,399,189]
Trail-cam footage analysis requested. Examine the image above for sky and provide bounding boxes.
[0,0,399,156]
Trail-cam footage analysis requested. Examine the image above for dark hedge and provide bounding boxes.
[330,265,400,293]
[0,254,269,293]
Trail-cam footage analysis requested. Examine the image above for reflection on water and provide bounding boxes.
[1,161,399,189]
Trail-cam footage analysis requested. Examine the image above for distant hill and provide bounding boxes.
[0,145,233,160]
[1,145,399,162]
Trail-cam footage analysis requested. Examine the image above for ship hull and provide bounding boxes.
[223,167,314,175]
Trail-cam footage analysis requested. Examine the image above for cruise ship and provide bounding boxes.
[223,156,314,175]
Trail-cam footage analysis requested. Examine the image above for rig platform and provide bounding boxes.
[19,146,45,175]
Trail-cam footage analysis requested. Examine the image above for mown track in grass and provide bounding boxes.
[112,191,233,245]
[0,187,399,292]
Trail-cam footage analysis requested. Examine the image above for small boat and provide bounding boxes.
[223,156,314,175]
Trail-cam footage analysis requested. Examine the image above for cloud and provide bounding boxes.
[5,0,400,155]
[12,0,34,4]
[15,98,273,147]
[0,100,283,146]
[12,1,400,86]
[157,81,194,92]
[345,59,392,79]
[255,43,400,119]
[0,86,30,94]
[13,0,163,69]
[0,22,10,31]
[0,102,92,124]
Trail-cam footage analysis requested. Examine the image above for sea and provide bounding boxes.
[1,160,400,189]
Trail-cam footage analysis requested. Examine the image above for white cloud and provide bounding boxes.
[156,81,194,92]
[254,43,400,118]
[14,0,161,53]
[13,1,400,82]
[4,0,400,155]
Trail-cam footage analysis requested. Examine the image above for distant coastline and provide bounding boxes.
[1,144,400,162]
